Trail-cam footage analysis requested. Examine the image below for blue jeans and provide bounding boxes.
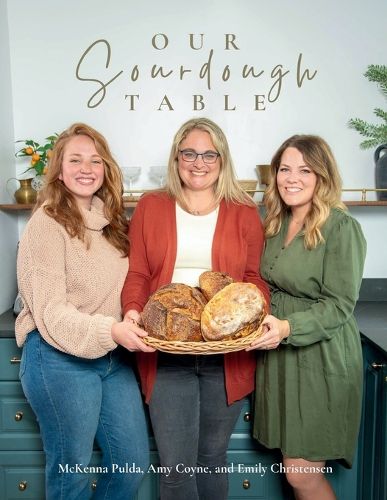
[149,353,244,500]
[19,330,149,500]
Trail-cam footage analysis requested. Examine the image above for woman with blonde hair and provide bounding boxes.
[16,123,153,500]
[248,134,366,500]
[122,117,270,499]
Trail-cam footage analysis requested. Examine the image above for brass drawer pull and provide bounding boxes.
[243,412,251,422]
[242,479,251,489]
[15,411,24,421]
[19,480,28,491]
[371,362,385,370]
[10,356,21,364]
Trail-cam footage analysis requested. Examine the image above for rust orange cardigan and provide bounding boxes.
[121,192,270,404]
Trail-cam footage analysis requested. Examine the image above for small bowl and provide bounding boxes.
[238,180,258,197]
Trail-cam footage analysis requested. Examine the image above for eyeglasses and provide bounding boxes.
[179,149,220,164]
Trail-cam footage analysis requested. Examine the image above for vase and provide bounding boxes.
[7,178,37,204]
[31,174,46,192]
[374,144,387,201]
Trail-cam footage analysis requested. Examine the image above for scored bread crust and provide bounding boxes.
[141,283,207,341]
[199,271,234,301]
[201,282,266,341]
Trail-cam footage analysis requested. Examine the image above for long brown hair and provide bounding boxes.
[36,123,128,256]
[166,117,254,209]
[264,134,346,249]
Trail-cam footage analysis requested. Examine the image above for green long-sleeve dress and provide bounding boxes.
[253,208,366,468]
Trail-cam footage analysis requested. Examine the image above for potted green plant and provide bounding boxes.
[348,64,387,200]
[8,133,58,204]
[15,134,58,175]
[14,134,58,192]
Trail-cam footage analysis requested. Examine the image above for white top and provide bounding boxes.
[171,203,219,287]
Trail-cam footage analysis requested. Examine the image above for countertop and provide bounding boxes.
[355,301,387,353]
[0,308,16,338]
[0,301,385,354]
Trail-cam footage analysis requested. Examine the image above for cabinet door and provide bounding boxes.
[0,382,42,451]
[229,398,258,451]
[227,450,293,499]
[359,340,387,500]
[0,452,140,500]
[0,339,22,381]
[226,451,359,500]
[381,364,387,500]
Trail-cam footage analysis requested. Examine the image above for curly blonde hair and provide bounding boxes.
[264,134,346,249]
[36,123,128,256]
[165,117,254,209]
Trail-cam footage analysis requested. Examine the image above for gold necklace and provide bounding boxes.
[182,194,217,216]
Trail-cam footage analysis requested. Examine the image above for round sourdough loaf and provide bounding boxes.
[141,283,207,341]
[201,282,266,341]
[199,271,234,301]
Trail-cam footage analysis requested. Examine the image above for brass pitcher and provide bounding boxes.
[7,178,37,204]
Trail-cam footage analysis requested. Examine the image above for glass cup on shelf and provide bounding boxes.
[121,166,141,197]
[149,166,167,187]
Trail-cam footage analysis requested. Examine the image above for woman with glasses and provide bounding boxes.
[121,117,270,500]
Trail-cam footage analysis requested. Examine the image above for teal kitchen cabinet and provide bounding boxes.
[355,297,387,500]
[0,308,376,499]
[357,336,387,500]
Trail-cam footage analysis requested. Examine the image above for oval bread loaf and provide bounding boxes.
[201,282,266,341]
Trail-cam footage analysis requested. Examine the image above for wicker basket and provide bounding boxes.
[142,325,264,355]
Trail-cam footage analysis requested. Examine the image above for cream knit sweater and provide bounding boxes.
[15,197,128,359]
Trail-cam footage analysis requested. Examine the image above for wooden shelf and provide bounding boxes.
[0,204,35,211]
[1,189,387,211]
[0,200,140,210]
[1,200,387,212]
[345,201,387,206]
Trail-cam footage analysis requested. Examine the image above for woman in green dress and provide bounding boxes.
[248,135,366,500]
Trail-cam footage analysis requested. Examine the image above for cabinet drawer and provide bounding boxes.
[1,399,39,432]
[232,398,252,434]
[0,451,159,500]
[0,452,98,500]
[227,450,290,498]
[227,450,359,499]
[229,398,258,450]
[0,383,42,451]
[0,451,45,500]
[0,467,100,499]
[3,467,45,499]
[0,339,22,381]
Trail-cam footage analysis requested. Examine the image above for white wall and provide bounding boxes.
[0,0,18,313]
[0,0,386,313]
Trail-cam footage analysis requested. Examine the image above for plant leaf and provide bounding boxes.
[360,138,381,149]
[374,108,387,122]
